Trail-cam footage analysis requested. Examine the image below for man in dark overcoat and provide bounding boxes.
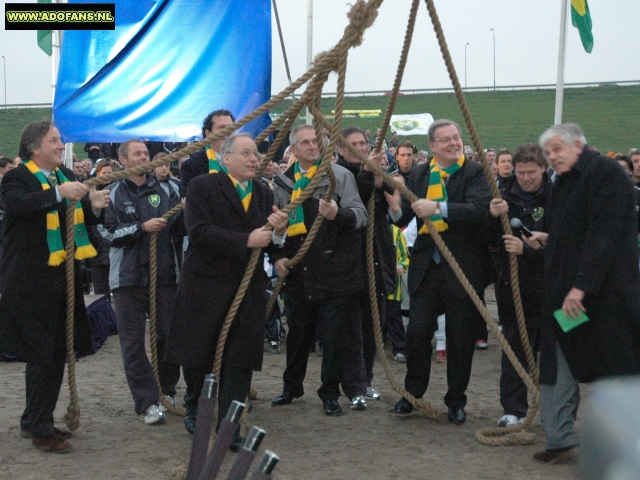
[528,123,640,463]
[385,119,492,425]
[0,120,109,453]
[165,133,287,447]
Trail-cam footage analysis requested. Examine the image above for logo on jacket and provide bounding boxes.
[532,207,544,222]
[148,194,161,208]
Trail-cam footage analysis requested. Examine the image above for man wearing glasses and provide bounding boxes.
[386,119,492,424]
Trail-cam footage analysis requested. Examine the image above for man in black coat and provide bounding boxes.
[0,121,109,453]
[483,143,550,428]
[527,124,640,464]
[165,134,287,446]
[386,119,492,424]
[335,125,396,403]
[179,109,235,197]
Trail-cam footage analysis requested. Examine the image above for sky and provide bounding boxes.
[1,0,639,105]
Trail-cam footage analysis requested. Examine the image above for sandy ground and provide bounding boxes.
[0,288,583,479]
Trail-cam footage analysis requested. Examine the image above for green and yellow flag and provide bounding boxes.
[37,0,52,56]
[571,0,593,53]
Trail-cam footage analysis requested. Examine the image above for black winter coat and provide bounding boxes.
[483,173,551,328]
[0,164,97,362]
[540,147,640,384]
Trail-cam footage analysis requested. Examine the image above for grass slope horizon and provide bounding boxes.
[0,84,638,158]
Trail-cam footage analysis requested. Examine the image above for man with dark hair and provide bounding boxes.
[73,159,88,181]
[525,124,640,464]
[166,133,287,447]
[386,118,492,425]
[495,149,514,190]
[180,109,236,197]
[615,154,633,175]
[335,125,396,405]
[388,142,415,182]
[0,120,109,453]
[484,143,550,428]
[630,150,640,186]
[103,139,183,426]
[270,124,369,416]
[389,131,399,149]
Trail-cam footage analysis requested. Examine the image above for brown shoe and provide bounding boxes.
[32,433,73,454]
[20,427,73,439]
[532,446,575,464]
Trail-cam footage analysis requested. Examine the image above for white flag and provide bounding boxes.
[390,114,434,136]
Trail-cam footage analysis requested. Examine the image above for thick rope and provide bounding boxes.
[364,0,442,418]
[148,202,187,416]
[422,0,538,446]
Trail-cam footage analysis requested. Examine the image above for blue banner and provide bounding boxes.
[53,0,271,142]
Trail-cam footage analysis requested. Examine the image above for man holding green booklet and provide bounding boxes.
[526,124,640,464]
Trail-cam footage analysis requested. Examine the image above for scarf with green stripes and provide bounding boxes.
[288,159,321,237]
[418,154,465,235]
[23,160,97,266]
[226,172,253,212]
[206,145,221,174]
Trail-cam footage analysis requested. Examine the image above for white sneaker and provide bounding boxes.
[365,387,381,400]
[139,403,165,425]
[159,395,175,413]
[497,414,525,427]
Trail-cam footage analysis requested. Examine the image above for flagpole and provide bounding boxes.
[554,0,569,125]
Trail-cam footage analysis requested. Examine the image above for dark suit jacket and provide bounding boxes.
[165,171,275,371]
[0,164,97,363]
[180,149,208,197]
[540,147,640,384]
[397,159,492,299]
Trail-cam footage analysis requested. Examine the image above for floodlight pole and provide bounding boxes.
[464,43,469,91]
[2,56,6,108]
[490,28,495,90]
[554,0,569,125]
[305,0,313,125]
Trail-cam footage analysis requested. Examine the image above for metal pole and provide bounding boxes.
[272,0,296,105]
[2,56,6,108]
[464,43,469,90]
[490,28,495,90]
[554,0,569,125]
[305,0,313,125]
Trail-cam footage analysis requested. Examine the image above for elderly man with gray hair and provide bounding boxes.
[526,123,640,464]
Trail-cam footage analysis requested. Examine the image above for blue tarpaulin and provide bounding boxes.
[53,0,271,142]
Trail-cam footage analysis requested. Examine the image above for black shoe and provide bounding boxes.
[229,434,245,452]
[394,397,414,416]
[323,399,344,416]
[271,389,302,406]
[184,408,197,434]
[448,406,466,425]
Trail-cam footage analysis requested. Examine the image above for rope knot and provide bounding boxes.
[345,0,379,47]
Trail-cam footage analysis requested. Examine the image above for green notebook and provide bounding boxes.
[554,309,589,333]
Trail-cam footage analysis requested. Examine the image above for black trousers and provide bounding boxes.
[282,292,366,401]
[500,323,540,417]
[91,264,111,297]
[385,299,407,354]
[359,290,386,385]
[20,305,67,438]
[405,261,484,408]
[183,360,253,428]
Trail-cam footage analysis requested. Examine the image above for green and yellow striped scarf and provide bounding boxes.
[388,224,409,301]
[206,145,221,174]
[418,154,465,235]
[288,159,321,237]
[23,160,97,266]
[227,173,253,212]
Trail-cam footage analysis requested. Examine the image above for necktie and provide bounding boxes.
[48,171,58,187]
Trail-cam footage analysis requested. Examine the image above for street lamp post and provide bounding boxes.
[490,28,496,90]
[464,43,469,90]
[1,56,5,108]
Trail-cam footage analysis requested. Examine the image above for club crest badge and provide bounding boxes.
[148,194,161,208]
[532,207,544,222]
